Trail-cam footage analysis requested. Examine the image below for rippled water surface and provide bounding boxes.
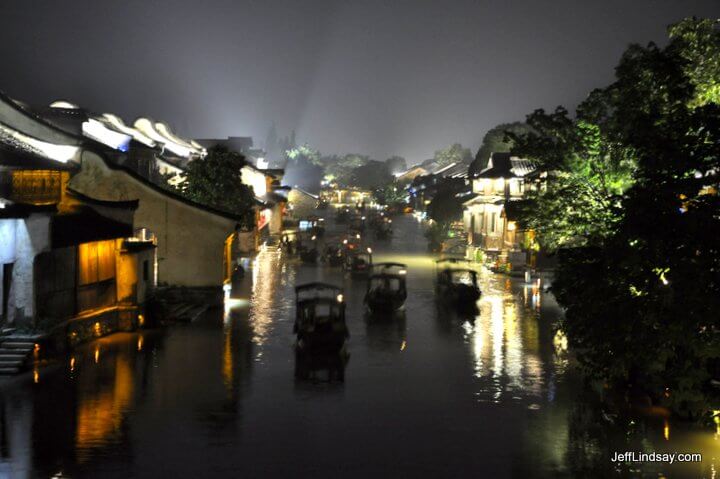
[0,215,717,478]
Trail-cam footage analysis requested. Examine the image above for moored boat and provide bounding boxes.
[435,258,481,310]
[364,262,408,313]
[294,283,349,353]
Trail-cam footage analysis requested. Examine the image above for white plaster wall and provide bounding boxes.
[8,215,51,325]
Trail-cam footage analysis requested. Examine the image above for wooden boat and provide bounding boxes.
[374,217,393,240]
[294,283,348,353]
[364,263,408,313]
[344,247,373,273]
[322,240,344,266]
[335,207,350,224]
[300,216,325,238]
[350,215,366,233]
[435,258,481,310]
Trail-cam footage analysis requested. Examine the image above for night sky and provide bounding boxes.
[1,0,719,162]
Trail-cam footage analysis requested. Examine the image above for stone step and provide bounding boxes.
[0,359,24,367]
[1,341,35,349]
[0,352,29,359]
[0,347,33,354]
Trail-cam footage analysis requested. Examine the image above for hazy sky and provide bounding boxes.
[1,0,718,162]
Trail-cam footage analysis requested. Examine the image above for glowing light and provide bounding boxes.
[336,294,344,303]
[33,369,39,384]
[0,124,79,163]
[102,113,155,147]
[367,247,373,254]
[398,269,407,275]
[94,347,100,364]
[663,419,670,441]
[400,340,407,351]
[93,322,101,336]
[137,336,143,351]
[49,100,79,109]
[138,314,145,327]
[82,118,132,151]
[343,239,348,245]
[356,234,361,239]
[70,356,76,372]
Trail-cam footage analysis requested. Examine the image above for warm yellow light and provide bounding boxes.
[507,221,516,231]
[33,369,39,384]
[336,294,344,303]
[70,356,76,372]
[663,419,670,441]
[138,314,145,327]
[399,269,407,275]
[367,247,372,254]
[94,348,100,364]
[137,336,144,352]
[356,234,361,239]
[94,322,101,336]
[400,340,407,351]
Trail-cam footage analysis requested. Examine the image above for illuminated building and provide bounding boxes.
[462,153,538,270]
[0,91,155,360]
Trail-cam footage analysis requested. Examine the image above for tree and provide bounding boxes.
[284,143,324,193]
[179,145,255,228]
[433,143,472,168]
[374,182,407,206]
[426,177,466,225]
[349,160,393,190]
[508,104,635,250]
[323,153,370,185]
[385,156,407,175]
[519,17,720,418]
[470,122,533,175]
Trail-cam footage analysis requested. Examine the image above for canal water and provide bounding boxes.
[0,215,717,478]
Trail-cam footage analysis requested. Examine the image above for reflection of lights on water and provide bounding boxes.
[400,340,407,351]
[94,347,100,364]
[664,419,670,441]
[248,249,281,345]
[467,286,546,402]
[553,330,568,353]
[137,336,144,351]
[70,356,76,372]
[33,368,39,384]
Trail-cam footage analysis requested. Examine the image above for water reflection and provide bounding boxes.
[0,215,717,477]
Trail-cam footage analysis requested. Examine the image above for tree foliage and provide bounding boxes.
[426,177,466,225]
[433,143,472,168]
[349,160,393,190]
[385,156,407,175]
[470,122,533,175]
[178,145,256,228]
[323,153,370,185]
[509,103,635,250]
[521,17,720,417]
